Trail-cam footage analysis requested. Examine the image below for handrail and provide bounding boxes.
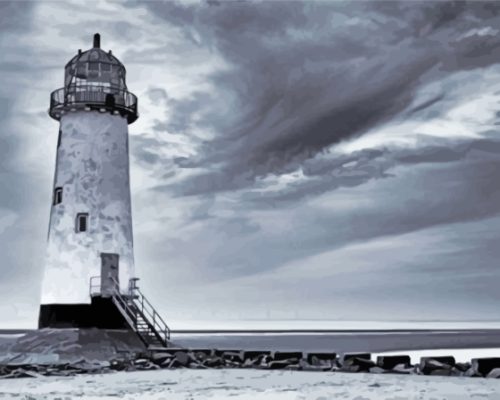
[134,286,171,339]
[108,276,170,345]
[89,275,101,297]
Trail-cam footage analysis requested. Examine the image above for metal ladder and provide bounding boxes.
[90,276,171,348]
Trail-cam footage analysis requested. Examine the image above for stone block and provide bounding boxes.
[273,351,303,362]
[268,360,294,369]
[487,368,500,378]
[419,356,455,375]
[471,358,500,376]
[377,355,411,370]
[306,352,337,365]
[340,353,371,364]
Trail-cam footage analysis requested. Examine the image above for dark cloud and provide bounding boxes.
[126,0,500,196]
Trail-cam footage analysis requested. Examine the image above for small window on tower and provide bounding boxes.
[53,187,63,205]
[76,213,89,233]
[57,128,62,148]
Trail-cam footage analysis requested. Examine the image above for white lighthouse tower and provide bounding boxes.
[39,34,139,329]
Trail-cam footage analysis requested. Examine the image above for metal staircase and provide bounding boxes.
[90,276,170,349]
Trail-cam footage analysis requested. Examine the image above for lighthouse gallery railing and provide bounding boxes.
[49,85,138,123]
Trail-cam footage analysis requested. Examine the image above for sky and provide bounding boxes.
[2,0,500,328]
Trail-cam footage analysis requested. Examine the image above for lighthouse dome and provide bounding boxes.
[64,34,127,91]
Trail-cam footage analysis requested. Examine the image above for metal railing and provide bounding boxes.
[128,280,171,343]
[89,275,101,297]
[109,276,170,346]
[49,84,138,123]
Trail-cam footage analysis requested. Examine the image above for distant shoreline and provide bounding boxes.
[4,328,500,335]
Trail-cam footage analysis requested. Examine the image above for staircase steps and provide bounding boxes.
[103,277,170,348]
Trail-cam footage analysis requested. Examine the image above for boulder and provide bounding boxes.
[471,358,500,377]
[242,351,271,363]
[391,363,414,374]
[306,352,337,366]
[173,351,190,367]
[455,362,471,372]
[340,356,375,372]
[487,368,500,379]
[273,352,303,362]
[419,356,455,375]
[429,368,460,377]
[202,356,224,368]
[215,350,243,363]
[151,352,172,364]
[339,364,361,373]
[377,355,411,370]
[268,360,295,369]
[340,353,371,364]
[190,349,213,356]
[464,366,483,377]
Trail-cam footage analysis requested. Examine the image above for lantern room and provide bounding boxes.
[49,33,138,124]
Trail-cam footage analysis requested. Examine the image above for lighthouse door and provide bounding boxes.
[100,253,119,298]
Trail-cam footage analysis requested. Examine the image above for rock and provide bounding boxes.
[202,356,224,368]
[429,368,461,377]
[243,351,271,359]
[471,358,500,377]
[339,364,361,373]
[172,351,190,367]
[306,353,337,367]
[419,356,455,375]
[464,366,483,377]
[391,363,413,374]
[159,357,174,367]
[151,352,172,363]
[190,349,213,358]
[340,354,374,372]
[110,359,129,371]
[419,360,450,375]
[166,358,184,369]
[268,360,295,369]
[455,362,471,372]
[377,355,411,370]
[369,366,386,374]
[220,350,244,363]
[136,360,160,370]
[6,367,47,379]
[340,353,371,364]
[487,368,500,378]
[273,352,303,362]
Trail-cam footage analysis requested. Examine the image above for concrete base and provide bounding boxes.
[38,296,128,329]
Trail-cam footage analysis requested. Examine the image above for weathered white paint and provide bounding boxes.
[41,110,134,304]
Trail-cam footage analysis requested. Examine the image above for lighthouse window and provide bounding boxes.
[76,64,87,79]
[76,213,89,233]
[101,63,111,72]
[88,62,99,71]
[53,187,63,205]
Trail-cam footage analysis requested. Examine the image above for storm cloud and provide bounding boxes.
[2,1,500,326]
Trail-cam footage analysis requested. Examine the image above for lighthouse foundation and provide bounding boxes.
[38,297,129,329]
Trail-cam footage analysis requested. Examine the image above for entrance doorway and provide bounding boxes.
[100,252,119,297]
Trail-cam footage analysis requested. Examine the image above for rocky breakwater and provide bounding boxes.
[4,346,500,379]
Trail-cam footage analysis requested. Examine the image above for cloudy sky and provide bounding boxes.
[2,0,500,328]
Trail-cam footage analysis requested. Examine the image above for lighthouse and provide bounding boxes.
[39,34,139,329]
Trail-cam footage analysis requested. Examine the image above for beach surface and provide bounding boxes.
[1,368,499,400]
